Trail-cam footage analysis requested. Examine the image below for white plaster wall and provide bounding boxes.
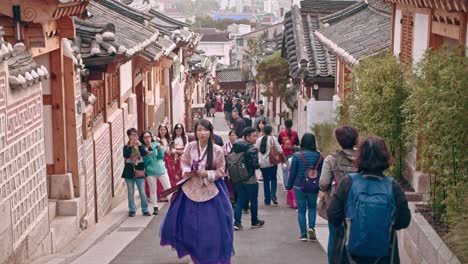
[413,13,429,65]
[34,54,51,95]
[197,42,231,65]
[43,105,54,164]
[120,61,132,95]
[393,9,402,56]
[307,99,335,130]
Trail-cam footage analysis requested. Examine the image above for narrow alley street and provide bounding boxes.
[68,114,328,264]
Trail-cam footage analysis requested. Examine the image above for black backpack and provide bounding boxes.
[226,152,250,183]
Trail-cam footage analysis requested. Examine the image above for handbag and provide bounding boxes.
[317,190,331,219]
[298,152,322,192]
[268,137,284,165]
[134,169,146,178]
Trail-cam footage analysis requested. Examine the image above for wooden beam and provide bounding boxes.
[57,16,76,39]
[459,12,467,45]
[64,56,80,196]
[50,47,67,174]
[43,95,52,105]
[432,21,460,39]
[31,36,60,57]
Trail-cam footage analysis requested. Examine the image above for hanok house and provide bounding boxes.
[71,0,180,233]
[0,0,88,262]
[216,67,249,94]
[382,0,467,203]
[280,0,356,136]
[314,0,392,101]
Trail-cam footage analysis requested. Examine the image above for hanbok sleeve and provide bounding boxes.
[206,146,226,181]
[180,142,194,176]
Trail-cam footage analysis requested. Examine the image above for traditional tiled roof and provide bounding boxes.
[301,0,359,13]
[7,43,49,89]
[193,28,230,42]
[217,68,244,83]
[74,0,159,63]
[315,1,391,65]
[0,26,14,62]
[320,1,368,24]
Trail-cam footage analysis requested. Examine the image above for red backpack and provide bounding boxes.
[280,129,296,150]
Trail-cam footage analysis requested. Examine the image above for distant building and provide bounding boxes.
[194,28,233,66]
[227,24,252,37]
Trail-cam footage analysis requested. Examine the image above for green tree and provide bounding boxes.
[339,52,409,180]
[256,51,289,97]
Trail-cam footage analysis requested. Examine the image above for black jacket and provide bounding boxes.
[232,139,260,181]
[328,174,411,264]
[122,145,146,179]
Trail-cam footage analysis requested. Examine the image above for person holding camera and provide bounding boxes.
[140,131,172,215]
[122,128,151,217]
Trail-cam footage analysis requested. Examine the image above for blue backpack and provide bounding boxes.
[345,173,395,258]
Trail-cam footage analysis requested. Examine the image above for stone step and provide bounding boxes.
[50,216,79,253]
[48,201,57,221]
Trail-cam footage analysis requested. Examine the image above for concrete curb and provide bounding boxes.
[31,197,143,264]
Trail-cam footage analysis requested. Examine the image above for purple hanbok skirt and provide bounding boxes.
[160,179,234,264]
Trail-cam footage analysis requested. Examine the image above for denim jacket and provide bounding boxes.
[142,142,166,176]
[287,150,323,190]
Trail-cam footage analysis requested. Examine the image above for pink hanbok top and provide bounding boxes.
[180,141,226,202]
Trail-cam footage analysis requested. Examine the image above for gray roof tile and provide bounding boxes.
[315,3,391,65]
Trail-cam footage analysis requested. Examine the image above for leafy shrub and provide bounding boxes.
[338,52,409,179]
[311,122,340,156]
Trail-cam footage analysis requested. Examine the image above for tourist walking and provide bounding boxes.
[160,119,234,264]
[167,123,188,185]
[224,97,233,125]
[253,109,267,129]
[230,109,245,138]
[155,124,174,200]
[319,125,358,263]
[327,136,411,264]
[231,127,264,230]
[140,130,172,215]
[256,119,267,137]
[279,119,300,190]
[255,125,283,205]
[287,133,323,241]
[122,128,151,217]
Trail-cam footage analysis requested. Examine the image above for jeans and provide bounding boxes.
[282,155,292,188]
[125,178,149,213]
[234,183,259,225]
[146,173,172,207]
[294,188,318,237]
[260,166,278,205]
[328,223,336,263]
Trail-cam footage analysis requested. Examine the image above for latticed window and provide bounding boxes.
[107,72,119,108]
[400,10,414,65]
[88,80,105,120]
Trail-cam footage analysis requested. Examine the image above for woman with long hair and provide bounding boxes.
[287,133,323,241]
[279,119,299,190]
[140,131,172,215]
[156,124,173,200]
[160,119,234,264]
[256,119,267,137]
[255,125,283,205]
[166,123,188,186]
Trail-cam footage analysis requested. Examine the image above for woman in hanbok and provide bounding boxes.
[160,119,234,264]
[166,123,188,186]
[156,124,173,201]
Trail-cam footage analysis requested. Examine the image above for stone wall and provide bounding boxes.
[398,203,461,264]
[93,124,112,222]
[108,109,125,208]
[0,62,51,263]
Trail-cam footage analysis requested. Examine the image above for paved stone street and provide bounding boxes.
[65,114,328,264]
[109,115,327,264]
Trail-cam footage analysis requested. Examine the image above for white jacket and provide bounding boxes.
[255,135,283,168]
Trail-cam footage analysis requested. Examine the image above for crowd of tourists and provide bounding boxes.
[122,93,411,264]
